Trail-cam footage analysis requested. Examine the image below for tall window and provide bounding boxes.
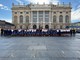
[20,15,23,23]
[45,11,49,14]
[14,16,17,23]
[26,16,29,23]
[59,15,63,23]
[39,11,43,22]
[53,15,56,22]
[33,11,37,22]
[45,11,49,22]
[65,15,69,23]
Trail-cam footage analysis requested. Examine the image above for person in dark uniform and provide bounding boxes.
[3,29,6,36]
[70,29,73,36]
[59,30,61,36]
[4,29,7,36]
[73,29,76,36]
[1,28,4,36]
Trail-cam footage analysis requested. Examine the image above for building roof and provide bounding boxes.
[0,20,15,26]
[11,3,72,10]
[72,22,80,24]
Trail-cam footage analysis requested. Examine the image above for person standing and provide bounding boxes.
[70,29,73,36]
[73,29,76,36]
[58,30,61,36]
[1,28,4,36]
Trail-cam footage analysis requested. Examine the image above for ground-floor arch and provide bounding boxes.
[33,25,37,29]
[45,25,49,29]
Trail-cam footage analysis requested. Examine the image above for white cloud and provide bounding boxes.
[50,0,59,4]
[0,4,10,10]
[77,5,80,8]
[26,0,59,4]
[71,8,80,21]
[0,18,12,23]
[6,19,12,23]
[16,0,23,5]
[0,4,3,6]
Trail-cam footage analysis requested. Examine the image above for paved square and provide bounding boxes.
[0,34,80,60]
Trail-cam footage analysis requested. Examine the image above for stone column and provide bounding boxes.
[37,11,39,29]
[63,11,65,23]
[63,11,66,28]
[17,11,20,29]
[51,11,53,29]
[30,11,33,29]
[23,11,25,24]
[29,11,30,23]
[43,11,45,29]
[56,11,59,29]
[69,11,71,23]
[28,11,30,29]
[17,11,20,24]
[57,11,59,23]
[49,11,51,29]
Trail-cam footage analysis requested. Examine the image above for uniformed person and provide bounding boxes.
[73,29,76,36]
[70,29,73,36]
[1,28,4,36]
[58,30,61,36]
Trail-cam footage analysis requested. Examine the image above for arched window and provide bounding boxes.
[26,16,29,23]
[53,15,56,22]
[33,25,37,29]
[65,15,69,23]
[59,15,63,23]
[45,25,49,29]
[20,15,23,23]
[14,16,17,24]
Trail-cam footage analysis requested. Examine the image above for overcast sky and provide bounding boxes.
[0,0,80,23]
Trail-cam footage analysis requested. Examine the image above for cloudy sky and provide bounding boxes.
[0,0,80,23]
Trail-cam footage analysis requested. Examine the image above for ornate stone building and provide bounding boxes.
[12,3,72,29]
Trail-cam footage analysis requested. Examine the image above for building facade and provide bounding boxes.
[0,20,15,29]
[69,22,80,29]
[12,3,72,29]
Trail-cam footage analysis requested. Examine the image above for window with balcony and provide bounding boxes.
[20,15,23,23]
[65,15,69,23]
[26,16,29,23]
[14,16,18,23]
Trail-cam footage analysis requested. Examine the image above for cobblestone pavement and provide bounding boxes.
[0,34,80,60]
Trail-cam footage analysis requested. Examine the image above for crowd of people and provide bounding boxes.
[0,28,76,37]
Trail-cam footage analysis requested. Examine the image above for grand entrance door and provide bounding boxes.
[45,25,49,29]
[33,25,37,29]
